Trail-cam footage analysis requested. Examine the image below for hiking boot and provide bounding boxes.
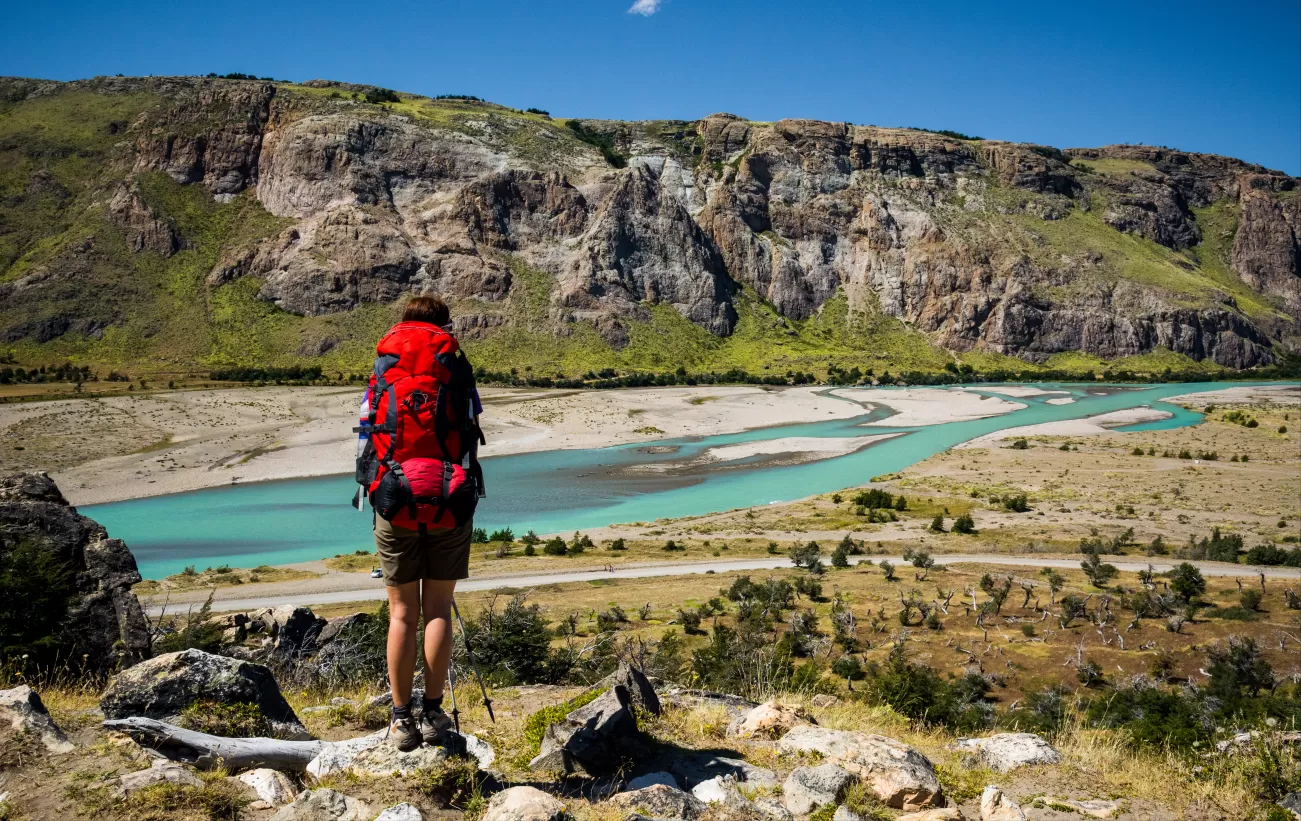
[420,703,454,745]
[388,710,421,752]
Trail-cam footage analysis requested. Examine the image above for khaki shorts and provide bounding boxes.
[374,517,472,586]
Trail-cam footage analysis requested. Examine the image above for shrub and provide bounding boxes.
[461,594,556,684]
[864,644,991,731]
[608,538,627,551]
[1240,588,1263,611]
[831,541,851,568]
[520,530,540,545]
[853,488,896,509]
[488,528,515,543]
[678,609,703,633]
[952,514,976,534]
[364,87,400,104]
[1076,659,1106,687]
[0,538,73,665]
[1010,438,1029,450]
[879,560,896,581]
[1081,552,1119,588]
[663,539,685,552]
[542,537,567,556]
[929,515,945,533]
[471,527,489,544]
[791,541,824,573]
[523,543,535,556]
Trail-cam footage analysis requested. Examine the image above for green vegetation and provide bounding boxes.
[0,539,73,666]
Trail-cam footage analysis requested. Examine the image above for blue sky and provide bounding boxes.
[5,0,1299,174]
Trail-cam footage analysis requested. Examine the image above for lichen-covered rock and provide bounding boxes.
[608,784,707,821]
[269,788,371,821]
[727,700,814,738]
[778,726,942,810]
[691,775,750,808]
[955,733,1062,772]
[482,786,567,821]
[99,648,308,739]
[116,759,203,796]
[670,753,779,790]
[0,685,74,754]
[980,787,1025,821]
[0,473,149,674]
[782,764,855,815]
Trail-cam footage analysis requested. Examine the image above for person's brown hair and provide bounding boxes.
[402,294,450,326]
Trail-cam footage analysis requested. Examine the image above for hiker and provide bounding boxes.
[354,294,485,751]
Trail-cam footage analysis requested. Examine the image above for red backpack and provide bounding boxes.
[354,321,485,531]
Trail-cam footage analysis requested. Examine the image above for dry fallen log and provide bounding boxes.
[103,717,325,772]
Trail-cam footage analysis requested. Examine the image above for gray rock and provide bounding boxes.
[482,786,567,821]
[315,613,369,647]
[530,675,643,775]
[0,685,74,753]
[783,764,855,815]
[754,797,795,821]
[778,726,942,810]
[608,785,707,821]
[269,788,371,821]
[834,807,863,821]
[954,733,1061,772]
[237,768,298,807]
[0,473,149,674]
[270,606,326,657]
[376,804,425,821]
[305,728,490,776]
[980,787,1025,821]
[1279,792,1301,820]
[100,648,308,739]
[691,775,750,808]
[614,662,662,716]
[627,772,680,791]
[117,759,203,796]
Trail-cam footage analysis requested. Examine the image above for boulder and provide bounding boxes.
[0,472,149,674]
[100,648,308,739]
[778,726,942,810]
[376,804,425,821]
[530,679,640,775]
[691,775,750,808]
[305,727,491,776]
[898,809,965,821]
[315,613,369,648]
[269,789,371,821]
[117,759,203,795]
[628,772,680,790]
[0,685,74,753]
[834,807,863,821]
[609,784,707,821]
[483,786,567,821]
[271,606,326,657]
[783,764,855,815]
[238,768,298,807]
[979,787,1025,821]
[728,700,814,739]
[954,733,1061,772]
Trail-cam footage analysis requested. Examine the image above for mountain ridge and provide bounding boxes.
[1,74,1297,379]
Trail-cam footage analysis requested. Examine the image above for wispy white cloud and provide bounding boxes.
[628,0,662,16]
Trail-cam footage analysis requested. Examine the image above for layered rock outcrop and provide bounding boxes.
[3,75,1298,367]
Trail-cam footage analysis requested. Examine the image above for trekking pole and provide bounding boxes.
[450,597,495,722]
[445,656,461,734]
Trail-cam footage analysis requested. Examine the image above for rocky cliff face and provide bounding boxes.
[1,75,1297,369]
[0,472,150,673]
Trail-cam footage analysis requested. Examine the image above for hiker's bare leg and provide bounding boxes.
[421,579,456,699]
[386,581,422,707]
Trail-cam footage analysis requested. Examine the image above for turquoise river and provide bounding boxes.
[85,382,1263,579]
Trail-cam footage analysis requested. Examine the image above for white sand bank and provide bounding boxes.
[956,407,1172,448]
